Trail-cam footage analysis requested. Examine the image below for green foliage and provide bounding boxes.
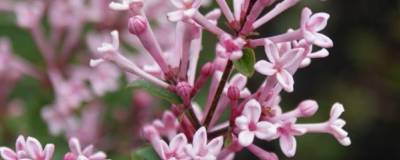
[233,48,256,77]
[128,80,182,104]
[131,145,160,160]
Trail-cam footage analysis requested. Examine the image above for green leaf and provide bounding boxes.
[233,48,256,77]
[128,80,182,104]
[131,146,160,160]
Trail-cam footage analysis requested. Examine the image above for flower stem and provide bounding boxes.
[203,60,233,129]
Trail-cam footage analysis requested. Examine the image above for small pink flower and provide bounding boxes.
[158,134,190,160]
[167,0,202,21]
[275,119,306,157]
[235,99,277,147]
[185,127,224,160]
[0,135,54,160]
[327,103,351,146]
[254,39,303,92]
[301,7,333,48]
[153,111,180,139]
[64,137,107,160]
[216,35,246,60]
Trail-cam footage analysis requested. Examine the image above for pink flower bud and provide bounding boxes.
[200,62,214,76]
[227,86,240,100]
[297,100,318,117]
[176,82,192,99]
[128,16,148,35]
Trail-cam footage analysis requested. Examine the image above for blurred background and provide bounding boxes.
[0,0,399,160]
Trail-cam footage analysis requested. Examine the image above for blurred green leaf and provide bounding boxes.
[233,48,256,77]
[128,80,182,104]
[131,145,160,160]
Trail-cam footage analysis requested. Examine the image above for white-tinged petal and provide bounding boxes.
[243,99,262,122]
[254,60,276,76]
[313,33,333,48]
[26,137,43,159]
[230,50,243,60]
[89,151,107,160]
[330,103,344,120]
[279,135,297,157]
[339,137,351,146]
[167,10,184,22]
[0,147,17,160]
[15,135,26,152]
[230,74,247,89]
[207,136,224,155]
[264,40,280,63]
[238,131,255,147]
[281,48,304,68]
[307,12,330,32]
[276,70,294,92]
[255,121,277,140]
[69,137,82,155]
[235,116,250,130]
[170,0,185,8]
[192,127,207,154]
[43,144,54,160]
[309,48,329,58]
[300,58,311,68]
[170,134,187,152]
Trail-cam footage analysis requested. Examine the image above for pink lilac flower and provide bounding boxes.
[254,39,304,92]
[235,99,277,146]
[158,133,190,160]
[300,7,333,48]
[167,0,202,22]
[64,137,107,160]
[153,111,180,140]
[216,35,246,60]
[0,135,55,160]
[184,127,224,160]
[274,118,306,157]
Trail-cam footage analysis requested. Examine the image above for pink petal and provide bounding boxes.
[82,145,94,156]
[163,111,178,129]
[15,135,25,152]
[43,144,54,160]
[0,147,17,160]
[238,131,255,147]
[170,134,187,152]
[330,103,344,120]
[192,127,207,154]
[167,10,184,22]
[243,99,262,122]
[276,70,294,92]
[300,58,311,68]
[26,137,43,159]
[279,135,297,157]
[158,140,170,159]
[300,7,312,28]
[235,116,250,130]
[281,48,303,68]
[89,151,107,160]
[264,40,280,63]
[229,74,247,90]
[170,0,185,8]
[254,60,276,76]
[207,136,223,155]
[309,48,329,58]
[230,50,243,60]
[313,33,333,48]
[307,13,330,32]
[255,121,277,140]
[68,137,82,155]
[192,0,202,8]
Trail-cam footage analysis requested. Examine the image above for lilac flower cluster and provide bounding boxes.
[0,136,106,160]
[0,0,351,159]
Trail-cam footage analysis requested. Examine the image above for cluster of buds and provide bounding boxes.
[88,0,351,159]
[0,136,106,160]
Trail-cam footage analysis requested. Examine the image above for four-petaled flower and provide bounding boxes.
[235,99,277,147]
[301,7,333,48]
[159,134,190,160]
[216,35,246,60]
[254,39,303,92]
[64,137,107,160]
[184,127,224,160]
[167,0,202,22]
[275,118,306,157]
[327,103,351,146]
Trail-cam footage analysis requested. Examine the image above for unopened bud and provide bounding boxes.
[142,125,160,140]
[128,16,147,35]
[297,100,318,117]
[200,62,214,76]
[176,82,192,99]
[227,86,240,100]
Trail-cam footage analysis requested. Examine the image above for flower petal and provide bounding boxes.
[170,0,185,8]
[230,74,247,89]
[243,99,262,122]
[276,70,294,92]
[235,116,250,130]
[281,48,303,68]
[330,103,344,120]
[43,144,54,160]
[192,127,207,154]
[255,121,277,140]
[68,137,82,155]
[170,133,188,152]
[307,12,330,32]
[254,60,276,76]
[313,33,333,48]
[238,131,255,147]
[26,137,43,159]
[89,151,107,160]
[0,147,17,160]
[167,10,184,22]
[279,135,297,157]
[207,136,224,155]
[264,40,280,63]
[15,135,25,152]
